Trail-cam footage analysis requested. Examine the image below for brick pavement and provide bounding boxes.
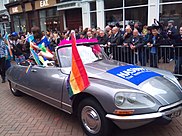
[0,82,86,136]
[0,80,182,136]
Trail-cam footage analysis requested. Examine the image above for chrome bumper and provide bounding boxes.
[106,101,182,129]
[106,106,182,120]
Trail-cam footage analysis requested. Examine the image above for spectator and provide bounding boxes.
[147,24,163,68]
[107,26,123,46]
[134,22,142,34]
[9,32,25,64]
[173,26,182,76]
[143,27,152,64]
[79,26,83,33]
[75,29,80,39]
[19,35,30,59]
[92,28,97,38]
[122,25,133,63]
[86,31,93,39]
[3,35,12,71]
[167,20,177,36]
[0,31,7,83]
[83,27,89,37]
[142,25,148,36]
[96,29,100,36]
[105,25,112,36]
[123,25,133,45]
[130,29,146,65]
[154,19,172,63]
[5,44,11,71]
[79,32,85,39]
[97,30,108,45]
[107,26,123,60]
[49,31,60,52]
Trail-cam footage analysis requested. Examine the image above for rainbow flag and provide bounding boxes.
[30,48,42,66]
[67,31,90,97]
[27,35,34,43]
[25,64,32,74]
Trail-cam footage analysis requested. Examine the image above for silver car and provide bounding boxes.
[7,43,182,136]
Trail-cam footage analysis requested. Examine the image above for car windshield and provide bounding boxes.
[57,45,103,67]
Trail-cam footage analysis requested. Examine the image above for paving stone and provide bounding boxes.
[0,78,182,136]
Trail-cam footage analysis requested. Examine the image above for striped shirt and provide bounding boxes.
[0,38,8,58]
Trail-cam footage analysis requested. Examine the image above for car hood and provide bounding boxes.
[61,59,182,105]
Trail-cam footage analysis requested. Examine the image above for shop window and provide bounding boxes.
[104,0,123,9]
[125,6,147,26]
[159,3,182,29]
[125,0,147,7]
[90,1,96,11]
[39,10,46,18]
[105,10,123,26]
[47,8,58,17]
[65,9,82,30]
[39,8,60,32]
[13,14,26,32]
[90,1,96,28]
[91,12,97,28]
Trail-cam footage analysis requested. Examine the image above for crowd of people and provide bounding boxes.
[0,19,182,83]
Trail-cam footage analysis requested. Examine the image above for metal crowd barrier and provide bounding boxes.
[101,45,182,78]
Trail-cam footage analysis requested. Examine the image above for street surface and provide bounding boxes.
[0,81,182,136]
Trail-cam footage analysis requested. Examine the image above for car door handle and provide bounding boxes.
[31,69,37,72]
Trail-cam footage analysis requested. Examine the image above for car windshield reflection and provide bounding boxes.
[57,45,103,67]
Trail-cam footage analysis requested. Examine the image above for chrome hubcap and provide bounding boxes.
[81,106,101,134]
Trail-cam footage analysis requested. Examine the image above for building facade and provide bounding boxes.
[0,0,10,34]
[5,0,64,33]
[74,0,182,30]
[5,0,182,33]
[57,0,182,30]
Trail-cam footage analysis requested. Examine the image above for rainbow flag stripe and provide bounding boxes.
[30,48,42,66]
[25,64,32,74]
[67,32,90,97]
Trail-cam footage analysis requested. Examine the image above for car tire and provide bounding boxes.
[9,81,22,96]
[78,98,112,136]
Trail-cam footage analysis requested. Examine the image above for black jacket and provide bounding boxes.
[108,32,123,46]
[130,35,145,48]
[97,35,108,45]
[123,32,132,44]
[173,34,182,57]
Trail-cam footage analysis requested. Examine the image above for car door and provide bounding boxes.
[21,65,67,109]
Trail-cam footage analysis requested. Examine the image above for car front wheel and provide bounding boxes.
[9,81,22,96]
[78,98,112,136]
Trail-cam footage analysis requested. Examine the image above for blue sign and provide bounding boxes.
[107,65,162,85]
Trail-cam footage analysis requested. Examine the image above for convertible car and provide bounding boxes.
[7,43,182,136]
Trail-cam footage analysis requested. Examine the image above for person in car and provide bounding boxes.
[29,26,54,60]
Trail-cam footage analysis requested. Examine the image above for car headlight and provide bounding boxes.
[114,91,156,109]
